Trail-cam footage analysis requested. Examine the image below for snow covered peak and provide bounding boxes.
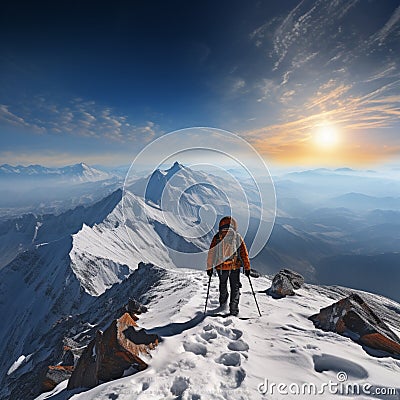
[151,161,184,178]
[165,161,184,175]
[0,162,114,183]
[59,163,112,182]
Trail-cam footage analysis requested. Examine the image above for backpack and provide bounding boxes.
[214,229,242,267]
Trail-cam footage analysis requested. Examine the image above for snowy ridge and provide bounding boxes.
[128,162,263,258]
[70,192,176,295]
[0,162,113,183]
[37,267,400,400]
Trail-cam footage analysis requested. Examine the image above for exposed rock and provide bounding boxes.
[309,293,400,357]
[126,297,148,316]
[67,312,159,390]
[41,343,77,393]
[267,268,304,298]
[61,346,75,366]
[42,365,74,392]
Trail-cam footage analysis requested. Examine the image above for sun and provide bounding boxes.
[313,124,339,149]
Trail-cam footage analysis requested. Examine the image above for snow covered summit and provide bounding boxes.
[36,265,400,400]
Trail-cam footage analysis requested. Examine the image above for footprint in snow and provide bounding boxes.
[220,366,246,389]
[183,341,207,356]
[228,339,249,352]
[215,352,241,366]
[200,329,218,342]
[170,376,190,396]
[214,324,243,340]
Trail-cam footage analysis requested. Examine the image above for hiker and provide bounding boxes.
[206,216,251,316]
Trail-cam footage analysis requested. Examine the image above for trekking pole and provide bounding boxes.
[248,275,262,317]
[204,274,212,314]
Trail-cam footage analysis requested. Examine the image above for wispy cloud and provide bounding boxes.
[263,0,362,72]
[245,0,400,165]
[244,81,400,164]
[0,105,46,134]
[0,96,159,143]
[372,4,400,44]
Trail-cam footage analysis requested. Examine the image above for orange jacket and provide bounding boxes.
[207,230,251,271]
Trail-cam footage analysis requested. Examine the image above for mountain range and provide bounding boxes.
[0,162,113,182]
[0,162,399,399]
[0,163,121,219]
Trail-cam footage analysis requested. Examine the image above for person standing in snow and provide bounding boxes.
[206,216,251,316]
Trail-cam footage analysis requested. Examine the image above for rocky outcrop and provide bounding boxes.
[309,293,400,357]
[61,346,75,367]
[126,297,148,316]
[67,311,159,390]
[267,268,304,298]
[42,365,74,392]
[41,344,77,392]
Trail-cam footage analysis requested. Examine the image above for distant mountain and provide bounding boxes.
[0,162,113,183]
[285,168,332,178]
[335,167,355,172]
[275,169,400,201]
[287,167,375,176]
[0,163,121,218]
[328,192,400,211]
[335,167,354,172]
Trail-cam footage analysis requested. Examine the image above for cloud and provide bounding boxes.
[372,4,400,44]
[0,97,160,144]
[363,63,399,83]
[244,0,400,165]
[256,79,280,102]
[0,104,46,133]
[243,72,400,166]
[231,78,246,92]
[264,0,361,71]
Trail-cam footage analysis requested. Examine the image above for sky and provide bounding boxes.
[1,0,400,168]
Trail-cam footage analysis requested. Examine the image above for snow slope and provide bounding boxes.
[0,189,182,397]
[38,268,400,400]
[70,191,176,295]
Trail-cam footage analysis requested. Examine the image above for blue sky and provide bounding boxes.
[1,0,400,167]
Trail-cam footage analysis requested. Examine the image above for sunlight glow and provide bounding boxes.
[314,124,339,149]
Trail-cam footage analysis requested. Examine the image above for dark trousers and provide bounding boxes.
[218,269,241,313]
